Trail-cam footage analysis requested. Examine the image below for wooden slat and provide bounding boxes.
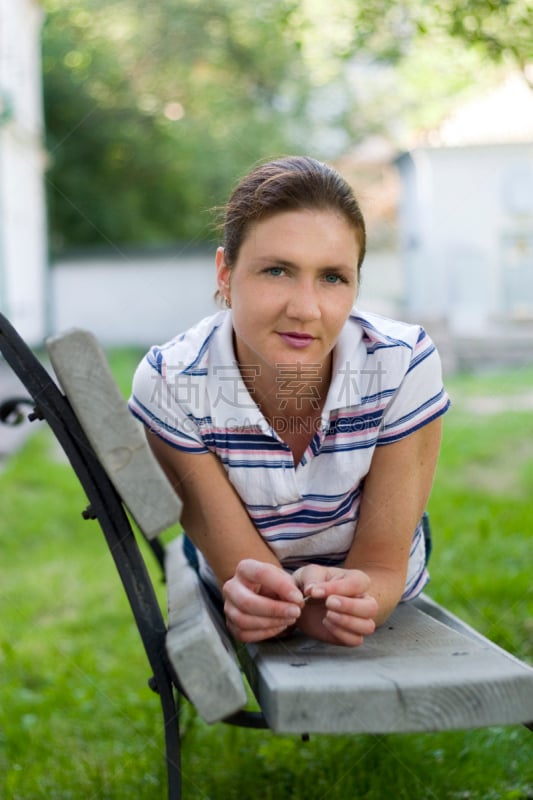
[239,597,533,734]
[46,328,182,539]
[165,537,248,724]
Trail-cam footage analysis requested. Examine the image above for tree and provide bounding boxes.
[289,0,532,145]
[346,0,533,84]
[42,0,316,251]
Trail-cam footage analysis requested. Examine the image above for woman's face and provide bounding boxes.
[216,209,360,384]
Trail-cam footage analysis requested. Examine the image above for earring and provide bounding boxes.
[224,295,232,309]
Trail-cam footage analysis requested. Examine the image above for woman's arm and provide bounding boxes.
[146,431,304,640]
[147,430,277,580]
[346,415,443,621]
[294,416,443,643]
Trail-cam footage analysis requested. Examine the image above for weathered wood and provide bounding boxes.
[238,597,533,734]
[165,537,248,724]
[46,329,182,539]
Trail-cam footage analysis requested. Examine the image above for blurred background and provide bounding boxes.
[2,5,533,796]
[1,0,533,370]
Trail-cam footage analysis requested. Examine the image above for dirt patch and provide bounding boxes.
[459,391,533,416]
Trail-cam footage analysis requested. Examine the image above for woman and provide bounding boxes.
[129,156,449,647]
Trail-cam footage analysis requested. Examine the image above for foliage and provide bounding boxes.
[436,0,533,78]
[294,0,532,140]
[0,358,532,798]
[346,0,533,76]
[42,0,317,252]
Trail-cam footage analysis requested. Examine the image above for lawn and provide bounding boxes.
[0,354,532,800]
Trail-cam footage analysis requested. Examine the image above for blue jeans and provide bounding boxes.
[182,534,225,611]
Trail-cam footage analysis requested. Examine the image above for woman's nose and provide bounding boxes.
[286,281,321,321]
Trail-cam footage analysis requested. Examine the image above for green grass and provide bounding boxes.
[1,358,532,799]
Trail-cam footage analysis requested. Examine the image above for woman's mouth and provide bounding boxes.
[278,332,316,348]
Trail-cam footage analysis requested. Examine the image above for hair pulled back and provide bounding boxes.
[220,156,366,272]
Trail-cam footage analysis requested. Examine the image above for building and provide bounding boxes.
[396,72,533,365]
[0,0,47,344]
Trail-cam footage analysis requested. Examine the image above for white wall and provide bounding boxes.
[398,143,533,335]
[0,0,47,344]
[50,251,220,347]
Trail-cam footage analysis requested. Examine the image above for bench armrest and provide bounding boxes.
[165,538,247,723]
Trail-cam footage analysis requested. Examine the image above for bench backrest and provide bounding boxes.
[47,329,182,540]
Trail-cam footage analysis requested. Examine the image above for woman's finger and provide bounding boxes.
[235,559,304,604]
[321,617,366,647]
[325,593,378,619]
[224,593,301,631]
[224,580,299,642]
[324,609,376,637]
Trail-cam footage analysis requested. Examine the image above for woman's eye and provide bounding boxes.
[324,273,344,284]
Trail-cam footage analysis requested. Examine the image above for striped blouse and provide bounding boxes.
[129,308,450,600]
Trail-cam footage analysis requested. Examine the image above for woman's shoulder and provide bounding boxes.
[143,310,229,378]
[350,308,428,351]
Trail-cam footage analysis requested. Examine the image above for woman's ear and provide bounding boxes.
[215,247,231,298]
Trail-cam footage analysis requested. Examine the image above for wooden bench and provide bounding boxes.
[1,313,532,799]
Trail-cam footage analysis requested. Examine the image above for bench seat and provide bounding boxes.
[239,595,533,733]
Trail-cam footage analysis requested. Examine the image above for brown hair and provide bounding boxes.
[218,155,366,279]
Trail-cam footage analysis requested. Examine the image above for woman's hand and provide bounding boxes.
[223,560,379,647]
[222,559,304,643]
[292,565,379,647]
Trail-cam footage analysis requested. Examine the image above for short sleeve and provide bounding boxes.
[378,328,450,445]
[128,346,209,454]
